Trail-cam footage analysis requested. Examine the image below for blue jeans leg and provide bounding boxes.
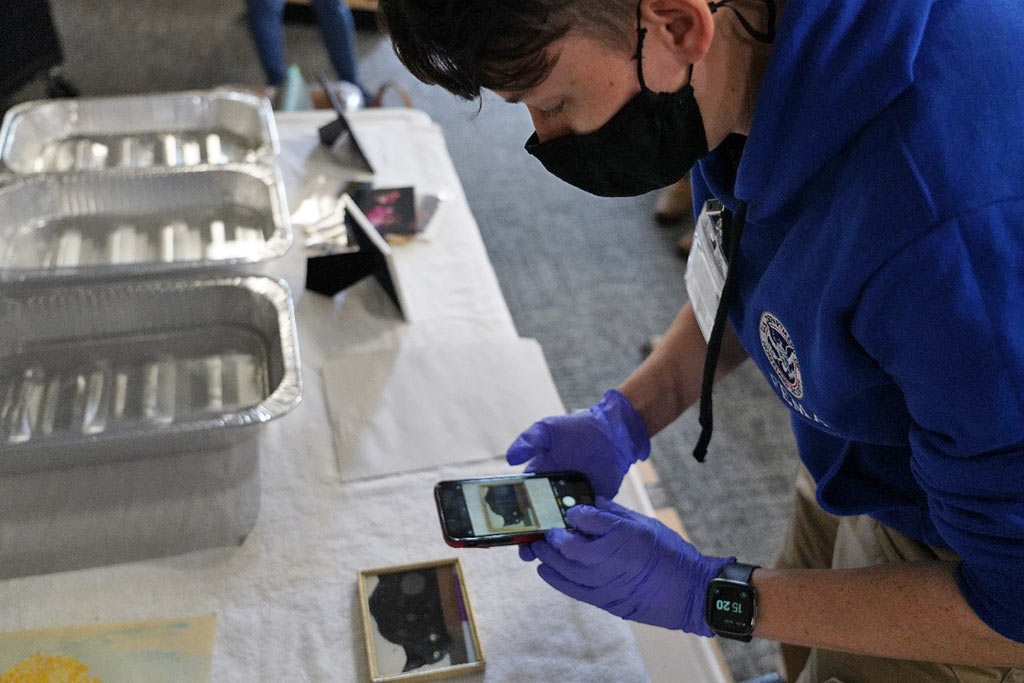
[308,0,363,91]
[247,0,288,86]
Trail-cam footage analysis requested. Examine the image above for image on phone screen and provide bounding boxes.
[435,472,594,546]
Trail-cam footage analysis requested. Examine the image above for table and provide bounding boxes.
[0,108,730,682]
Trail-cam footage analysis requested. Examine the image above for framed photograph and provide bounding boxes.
[351,186,419,244]
[358,558,485,683]
[316,72,375,175]
[341,193,408,318]
[304,195,408,320]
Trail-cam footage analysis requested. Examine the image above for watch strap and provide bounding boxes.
[718,561,757,584]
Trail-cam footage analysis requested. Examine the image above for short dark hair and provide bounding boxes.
[378,0,637,100]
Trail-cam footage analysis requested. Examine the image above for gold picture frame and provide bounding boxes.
[357,558,485,682]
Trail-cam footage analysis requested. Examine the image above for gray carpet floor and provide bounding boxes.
[5,3,803,678]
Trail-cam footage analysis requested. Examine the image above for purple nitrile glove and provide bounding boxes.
[526,498,733,636]
[506,389,650,500]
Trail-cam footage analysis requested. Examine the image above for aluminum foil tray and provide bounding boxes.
[0,165,291,281]
[0,90,278,174]
[0,275,301,473]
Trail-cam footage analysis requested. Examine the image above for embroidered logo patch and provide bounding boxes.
[759,311,803,399]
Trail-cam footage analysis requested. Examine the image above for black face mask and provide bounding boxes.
[524,0,775,198]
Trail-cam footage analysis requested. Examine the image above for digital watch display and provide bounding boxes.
[706,562,759,641]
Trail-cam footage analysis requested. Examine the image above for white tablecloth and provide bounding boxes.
[0,109,652,682]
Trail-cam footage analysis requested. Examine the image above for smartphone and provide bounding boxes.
[434,472,595,548]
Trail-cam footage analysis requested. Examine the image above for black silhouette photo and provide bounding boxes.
[359,559,484,682]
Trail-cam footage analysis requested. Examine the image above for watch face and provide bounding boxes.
[707,581,755,634]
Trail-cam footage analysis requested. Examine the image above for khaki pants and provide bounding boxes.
[774,466,1024,683]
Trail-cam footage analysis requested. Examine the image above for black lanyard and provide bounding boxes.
[692,200,747,462]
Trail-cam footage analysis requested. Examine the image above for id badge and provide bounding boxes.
[685,199,730,342]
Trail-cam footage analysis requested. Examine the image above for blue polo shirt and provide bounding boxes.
[692,0,1024,642]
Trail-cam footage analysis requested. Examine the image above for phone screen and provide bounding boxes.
[435,472,594,545]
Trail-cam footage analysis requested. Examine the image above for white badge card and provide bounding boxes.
[685,199,730,342]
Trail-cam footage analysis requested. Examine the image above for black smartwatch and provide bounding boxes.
[706,562,759,641]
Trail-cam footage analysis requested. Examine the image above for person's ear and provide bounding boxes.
[641,0,715,66]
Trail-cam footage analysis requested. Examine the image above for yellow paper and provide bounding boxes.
[0,614,217,683]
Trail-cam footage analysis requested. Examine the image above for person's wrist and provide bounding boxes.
[598,388,652,463]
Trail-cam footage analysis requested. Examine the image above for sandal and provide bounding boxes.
[370,81,415,108]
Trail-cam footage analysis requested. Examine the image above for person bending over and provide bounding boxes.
[380,0,1024,680]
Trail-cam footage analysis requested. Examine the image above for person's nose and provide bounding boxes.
[527,105,572,143]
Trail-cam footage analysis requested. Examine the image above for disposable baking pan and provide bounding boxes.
[0,165,291,281]
[0,275,301,473]
[0,90,278,174]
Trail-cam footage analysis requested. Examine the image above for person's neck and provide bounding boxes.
[693,4,778,150]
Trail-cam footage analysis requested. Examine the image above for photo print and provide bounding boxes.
[351,186,418,244]
[358,559,484,682]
